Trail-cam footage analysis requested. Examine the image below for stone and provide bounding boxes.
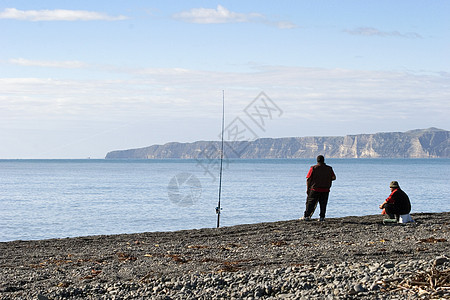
[354,284,366,293]
[434,256,449,266]
[384,262,395,269]
[370,283,380,291]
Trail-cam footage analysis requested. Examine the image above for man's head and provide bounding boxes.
[317,155,325,163]
[389,181,399,189]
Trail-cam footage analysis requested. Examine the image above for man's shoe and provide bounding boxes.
[319,217,325,222]
[300,216,311,221]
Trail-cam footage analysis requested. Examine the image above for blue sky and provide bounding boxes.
[1,1,449,158]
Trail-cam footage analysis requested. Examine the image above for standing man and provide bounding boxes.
[302,155,336,221]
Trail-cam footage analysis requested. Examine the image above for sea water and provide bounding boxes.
[0,159,449,242]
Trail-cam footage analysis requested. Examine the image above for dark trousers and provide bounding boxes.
[304,190,329,218]
[384,203,405,220]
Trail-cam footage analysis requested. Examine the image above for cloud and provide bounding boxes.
[1,66,448,123]
[0,8,128,21]
[9,58,87,69]
[273,21,297,30]
[173,4,259,24]
[1,66,448,158]
[345,27,422,39]
[173,5,297,29]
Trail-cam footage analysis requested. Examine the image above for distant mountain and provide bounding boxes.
[105,128,449,159]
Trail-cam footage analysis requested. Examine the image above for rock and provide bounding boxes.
[254,286,264,298]
[354,284,366,293]
[433,256,449,266]
[370,282,381,291]
[384,262,395,269]
[277,293,295,299]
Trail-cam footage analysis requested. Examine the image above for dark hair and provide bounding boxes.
[317,155,325,163]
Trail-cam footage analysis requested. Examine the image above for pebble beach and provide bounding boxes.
[1,212,449,299]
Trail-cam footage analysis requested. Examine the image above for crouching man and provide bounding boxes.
[379,181,412,223]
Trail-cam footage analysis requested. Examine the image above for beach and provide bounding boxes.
[1,212,449,299]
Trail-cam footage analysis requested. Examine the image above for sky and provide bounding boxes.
[1,0,449,158]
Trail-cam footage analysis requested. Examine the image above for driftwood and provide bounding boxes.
[382,266,450,298]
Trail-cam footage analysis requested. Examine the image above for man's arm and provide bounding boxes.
[379,189,396,209]
[306,167,313,194]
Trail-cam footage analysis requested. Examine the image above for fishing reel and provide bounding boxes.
[215,206,222,214]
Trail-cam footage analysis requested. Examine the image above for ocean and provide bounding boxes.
[1,159,449,242]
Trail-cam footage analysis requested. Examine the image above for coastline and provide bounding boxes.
[1,212,449,299]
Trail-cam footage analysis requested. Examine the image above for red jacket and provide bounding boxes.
[385,188,398,204]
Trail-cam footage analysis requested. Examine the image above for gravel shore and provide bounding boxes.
[1,212,449,299]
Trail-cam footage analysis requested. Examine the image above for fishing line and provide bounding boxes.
[216,90,225,228]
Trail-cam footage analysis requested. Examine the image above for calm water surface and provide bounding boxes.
[0,159,448,241]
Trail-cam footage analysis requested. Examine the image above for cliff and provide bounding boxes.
[105,128,449,159]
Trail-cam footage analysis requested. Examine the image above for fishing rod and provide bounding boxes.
[216,90,225,228]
